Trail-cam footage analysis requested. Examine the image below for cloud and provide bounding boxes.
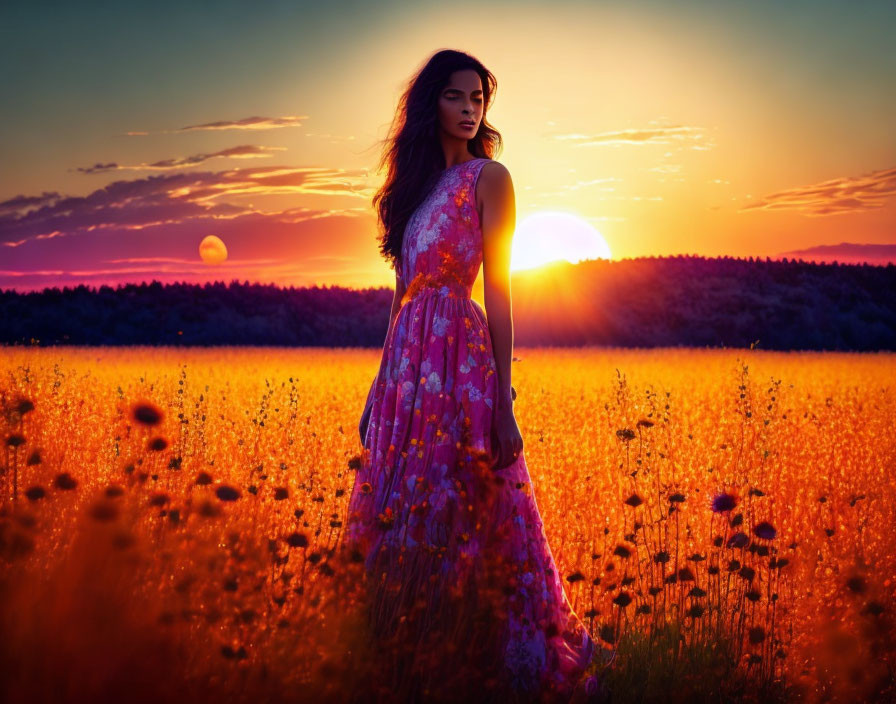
[121,115,309,136]
[174,115,309,132]
[75,145,288,174]
[739,165,896,216]
[0,256,379,293]
[0,191,62,217]
[0,165,374,249]
[102,256,283,265]
[551,124,711,150]
[122,114,356,142]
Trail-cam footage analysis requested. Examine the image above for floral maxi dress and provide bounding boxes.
[343,158,594,703]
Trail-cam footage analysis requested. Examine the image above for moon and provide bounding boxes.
[199,235,228,265]
[511,212,611,271]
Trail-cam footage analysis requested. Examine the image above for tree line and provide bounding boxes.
[1,255,893,351]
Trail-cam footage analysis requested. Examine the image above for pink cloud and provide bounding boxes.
[0,165,372,249]
[0,165,379,291]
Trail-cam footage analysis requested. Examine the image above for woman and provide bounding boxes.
[343,49,600,703]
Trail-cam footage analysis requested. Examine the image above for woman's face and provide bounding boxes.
[437,69,483,141]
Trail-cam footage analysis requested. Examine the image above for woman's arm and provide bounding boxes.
[479,162,516,413]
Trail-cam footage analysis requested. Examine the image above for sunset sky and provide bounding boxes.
[1,0,894,293]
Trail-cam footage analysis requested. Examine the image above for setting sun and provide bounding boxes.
[511,212,612,272]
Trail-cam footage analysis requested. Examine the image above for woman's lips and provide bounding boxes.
[459,122,475,129]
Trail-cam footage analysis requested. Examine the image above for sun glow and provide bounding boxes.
[511,211,611,271]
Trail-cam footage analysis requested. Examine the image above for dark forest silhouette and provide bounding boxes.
[1,255,893,351]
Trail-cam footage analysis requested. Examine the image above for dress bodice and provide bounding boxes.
[399,158,492,303]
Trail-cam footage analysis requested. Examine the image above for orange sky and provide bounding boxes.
[1,0,894,292]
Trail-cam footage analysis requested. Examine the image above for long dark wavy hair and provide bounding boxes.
[372,50,503,274]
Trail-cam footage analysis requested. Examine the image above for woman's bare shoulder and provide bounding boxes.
[476,160,513,214]
[480,159,511,180]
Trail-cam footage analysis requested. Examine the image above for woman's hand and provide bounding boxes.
[490,404,523,471]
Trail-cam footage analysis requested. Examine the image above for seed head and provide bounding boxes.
[132,402,163,426]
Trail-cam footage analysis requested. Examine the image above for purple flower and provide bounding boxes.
[753,521,777,540]
[711,491,738,513]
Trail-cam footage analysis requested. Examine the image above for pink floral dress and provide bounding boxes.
[344,158,594,702]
